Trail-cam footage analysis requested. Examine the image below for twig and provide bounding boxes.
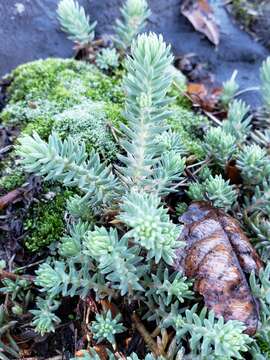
[14,260,44,273]
[0,188,24,210]
[193,159,212,176]
[131,312,165,357]
[151,326,161,338]
[171,178,190,190]
[203,110,222,126]
[186,159,208,169]
[0,269,35,282]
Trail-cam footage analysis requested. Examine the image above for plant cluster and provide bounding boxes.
[165,305,252,359]
[1,0,270,358]
[11,32,255,360]
[90,310,126,347]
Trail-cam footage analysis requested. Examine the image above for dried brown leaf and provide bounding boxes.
[181,0,220,46]
[187,82,222,111]
[175,201,263,335]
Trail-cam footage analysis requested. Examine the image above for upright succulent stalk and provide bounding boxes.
[114,0,151,50]
[117,33,184,263]
[117,33,184,194]
[57,0,97,46]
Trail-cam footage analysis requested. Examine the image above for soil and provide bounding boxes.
[0,0,269,107]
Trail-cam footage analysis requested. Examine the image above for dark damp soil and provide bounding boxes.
[0,0,269,107]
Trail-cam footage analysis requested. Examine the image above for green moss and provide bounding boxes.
[7,58,124,105]
[169,86,192,109]
[1,99,58,139]
[167,105,209,159]
[104,102,125,129]
[53,100,123,160]
[22,117,54,140]
[1,58,124,137]
[0,167,25,193]
[24,189,73,252]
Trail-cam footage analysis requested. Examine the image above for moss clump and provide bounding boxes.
[7,58,124,105]
[1,58,124,133]
[167,106,209,159]
[169,86,192,109]
[53,100,123,160]
[0,166,25,193]
[24,189,73,252]
[1,99,58,138]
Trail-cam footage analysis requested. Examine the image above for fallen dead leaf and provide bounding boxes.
[187,82,222,111]
[181,0,220,46]
[175,201,263,335]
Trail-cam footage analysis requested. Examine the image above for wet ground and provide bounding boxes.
[0,0,269,106]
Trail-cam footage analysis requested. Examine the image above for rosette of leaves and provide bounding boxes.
[204,127,236,167]
[118,191,182,264]
[90,310,126,347]
[222,99,252,143]
[237,144,270,185]
[187,175,237,210]
[248,215,270,262]
[30,297,61,336]
[145,265,193,306]
[220,70,239,106]
[58,220,91,258]
[83,227,146,295]
[0,278,30,302]
[96,48,120,71]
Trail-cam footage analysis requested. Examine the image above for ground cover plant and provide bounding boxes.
[0,0,270,359]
